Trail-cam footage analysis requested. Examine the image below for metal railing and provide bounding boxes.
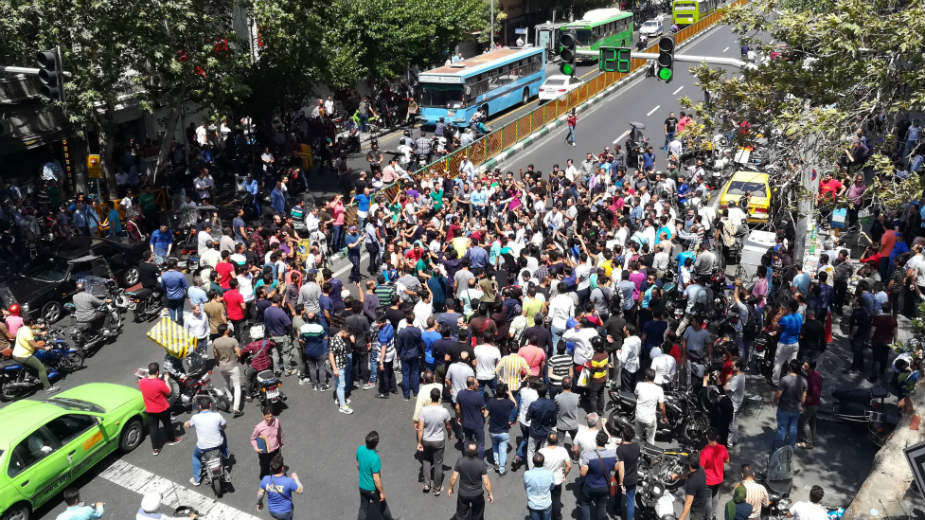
[342,0,744,226]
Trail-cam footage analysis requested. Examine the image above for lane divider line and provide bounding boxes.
[646,105,661,117]
[672,85,685,95]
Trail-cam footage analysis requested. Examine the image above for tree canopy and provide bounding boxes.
[681,0,925,211]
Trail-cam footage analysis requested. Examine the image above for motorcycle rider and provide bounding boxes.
[183,397,229,487]
[11,317,58,393]
[72,281,110,334]
[413,130,432,165]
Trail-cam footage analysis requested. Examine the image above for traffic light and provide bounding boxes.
[559,31,577,76]
[656,36,674,82]
[36,48,63,101]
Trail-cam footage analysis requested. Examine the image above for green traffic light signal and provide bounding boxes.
[658,67,673,81]
[560,63,575,76]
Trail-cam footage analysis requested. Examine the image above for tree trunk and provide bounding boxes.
[844,383,925,518]
[98,124,118,200]
[152,103,182,186]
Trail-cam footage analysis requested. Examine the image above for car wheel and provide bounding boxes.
[41,301,62,324]
[1,503,30,520]
[119,417,144,453]
[122,266,140,287]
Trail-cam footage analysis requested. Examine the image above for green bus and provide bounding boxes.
[558,8,634,63]
[672,0,719,25]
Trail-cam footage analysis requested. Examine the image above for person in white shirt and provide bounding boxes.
[667,137,683,159]
[562,321,597,367]
[634,369,666,445]
[548,283,575,348]
[473,342,501,392]
[195,123,208,146]
[199,242,221,270]
[618,326,641,391]
[412,288,434,329]
[789,486,828,520]
[571,413,615,461]
[538,432,572,519]
[324,96,335,117]
[649,346,677,387]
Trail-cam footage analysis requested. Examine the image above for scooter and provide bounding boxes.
[256,369,286,414]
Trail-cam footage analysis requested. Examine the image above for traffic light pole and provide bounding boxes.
[631,51,747,68]
[575,49,747,68]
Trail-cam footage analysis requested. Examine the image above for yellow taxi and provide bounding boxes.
[718,170,771,223]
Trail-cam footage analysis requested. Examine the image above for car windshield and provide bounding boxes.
[23,256,69,282]
[727,181,767,197]
[545,78,566,86]
[47,397,106,413]
[642,21,658,29]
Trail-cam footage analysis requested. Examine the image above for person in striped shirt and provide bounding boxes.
[495,347,529,393]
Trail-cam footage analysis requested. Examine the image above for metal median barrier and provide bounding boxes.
[342,0,744,226]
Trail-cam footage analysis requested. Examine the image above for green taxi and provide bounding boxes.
[0,383,146,520]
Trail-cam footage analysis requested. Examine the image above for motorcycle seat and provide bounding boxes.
[617,390,637,408]
[256,370,277,383]
[871,385,889,399]
[127,287,153,298]
[0,359,21,370]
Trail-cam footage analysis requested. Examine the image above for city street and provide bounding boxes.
[18,22,883,520]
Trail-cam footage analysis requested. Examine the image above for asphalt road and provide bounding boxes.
[18,23,880,520]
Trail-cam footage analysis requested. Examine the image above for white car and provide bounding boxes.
[639,17,664,38]
[538,75,582,102]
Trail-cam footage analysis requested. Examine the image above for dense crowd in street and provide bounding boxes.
[2,90,924,520]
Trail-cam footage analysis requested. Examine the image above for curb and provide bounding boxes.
[479,22,725,174]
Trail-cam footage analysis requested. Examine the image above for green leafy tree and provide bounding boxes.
[0,0,251,196]
[682,0,925,217]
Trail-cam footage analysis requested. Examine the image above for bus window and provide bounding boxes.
[576,28,593,45]
[420,83,465,107]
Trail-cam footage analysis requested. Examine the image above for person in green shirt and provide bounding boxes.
[430,187,444,212]
[139,186,158,230]
[356,431,397,520]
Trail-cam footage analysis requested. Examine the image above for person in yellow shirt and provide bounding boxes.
[11,318,58,392]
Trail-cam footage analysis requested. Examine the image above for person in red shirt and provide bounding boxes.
[518,341,546,377]
[699,428,729,513]
[223,278,246,342]
[215,251,235,290]
[817,172,846,203]
[241,336,276,396]
[138,362,182,456]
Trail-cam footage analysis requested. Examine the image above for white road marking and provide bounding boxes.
[98,459,263,520]
[646,105,661,117]
[722,46,729,53]
[613,130,631,144]
[672,85,684,95]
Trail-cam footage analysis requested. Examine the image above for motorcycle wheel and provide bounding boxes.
[606,409,636,438]
[210,476,223,498]
[61,352,85,372]
[0,382,23,402]
[682,414,710,448]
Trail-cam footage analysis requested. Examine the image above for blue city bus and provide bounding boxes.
[418,46,546,128]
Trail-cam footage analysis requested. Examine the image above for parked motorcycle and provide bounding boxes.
[606,388,709,448]
[256,369,286,414]
[198,446,232,498]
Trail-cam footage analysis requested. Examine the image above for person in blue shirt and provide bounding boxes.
[642,146,656,172]
[243,175,261,216]
[149,223,173,259]
[790,265,811,296]
[106,201,122,237]
[354,188,371,231]
[270,181,286,215]
[344,226,362,283]
[773,300,803,385]
[56,488,104,520]
[258,454,303,520]
[160,258,189,324]
[523,452,555,520]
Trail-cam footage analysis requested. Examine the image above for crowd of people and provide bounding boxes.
[7,95,918,520]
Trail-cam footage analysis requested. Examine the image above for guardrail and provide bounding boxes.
[340,0,744,226]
